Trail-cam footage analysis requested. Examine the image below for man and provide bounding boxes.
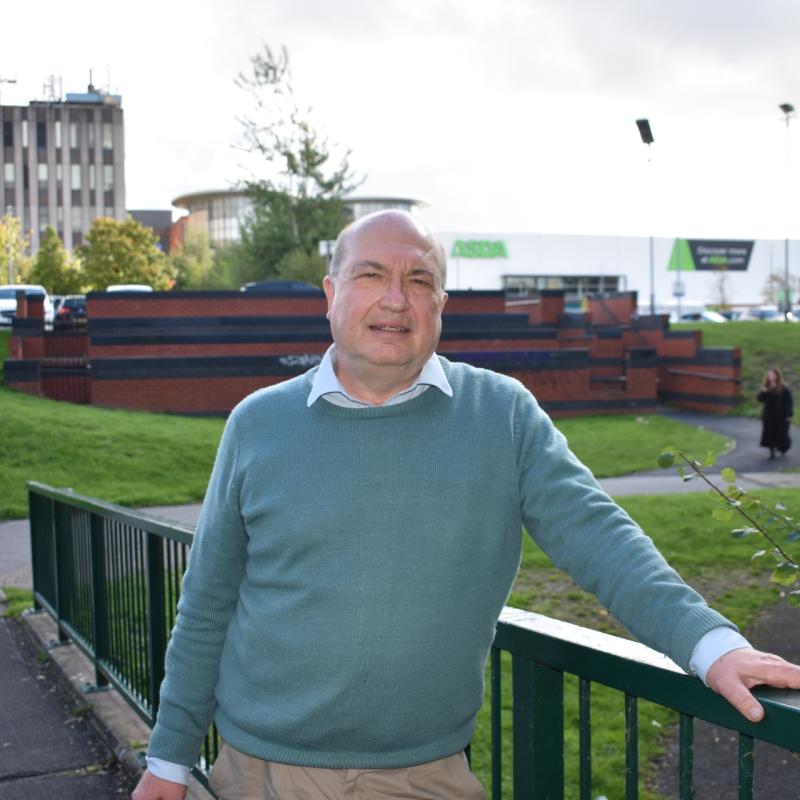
[133,210,800,800]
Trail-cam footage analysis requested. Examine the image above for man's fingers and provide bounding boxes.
[711,675,764,722]
[706,647,800,722]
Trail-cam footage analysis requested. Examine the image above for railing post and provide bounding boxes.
[512,655,564,799]
[491,646,502,800]
[737,734,754,800]
[146,531,167,725]
[579,678,592,800]
[89,513,110,688]
[625,693,639,799]
[27,489,49,610]
[679,713,694,800]
[53,502,71,644]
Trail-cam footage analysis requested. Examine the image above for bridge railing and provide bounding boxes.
[27,481,800,797]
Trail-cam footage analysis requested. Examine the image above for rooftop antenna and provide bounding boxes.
[42,74,58,102]
[88,68,95,94]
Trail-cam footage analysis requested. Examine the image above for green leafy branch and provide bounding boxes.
[657,448,800,594]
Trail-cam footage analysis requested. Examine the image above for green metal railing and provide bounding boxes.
[28,482,800,797]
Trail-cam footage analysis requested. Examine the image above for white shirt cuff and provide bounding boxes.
[688,626,751,685]
[146,756,191,785]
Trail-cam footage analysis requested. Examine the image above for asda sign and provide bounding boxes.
[451,240,509,258]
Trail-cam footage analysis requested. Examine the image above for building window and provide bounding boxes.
[69,122,79,149]
[104,206,114,217]
[36,121,46,149]
[71,206,82,233]
[21,120,28,148]
[87,119,95,149]
[39,206,49,232]
[3,162,13,186]
[54,120,62,149]
[38,163,48,186]
[2,120,12,148]
[103,165,114,192]
[71,164,82,190]
[89,164,96,192]
[102,122,113,150]
[56,163,63,187]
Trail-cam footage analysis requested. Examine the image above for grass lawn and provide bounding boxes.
[554,413,728,477]
[673,320,800,416]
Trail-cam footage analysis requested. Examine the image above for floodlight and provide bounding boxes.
[635,118,654,145]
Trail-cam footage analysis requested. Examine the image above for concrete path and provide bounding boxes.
[0,615,134,798]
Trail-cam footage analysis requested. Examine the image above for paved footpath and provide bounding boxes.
[1,410,799,798]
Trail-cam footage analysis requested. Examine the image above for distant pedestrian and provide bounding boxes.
[757,368,793,458]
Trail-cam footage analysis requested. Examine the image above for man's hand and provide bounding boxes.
[706,647,800,722]
[131,769,187,800]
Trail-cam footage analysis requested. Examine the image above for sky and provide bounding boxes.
[3,0,800,240]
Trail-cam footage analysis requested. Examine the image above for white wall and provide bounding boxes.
[437,231,797,308]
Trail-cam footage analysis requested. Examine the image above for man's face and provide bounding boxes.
[323,216,448,392]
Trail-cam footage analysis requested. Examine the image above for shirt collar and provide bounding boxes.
[307,345,453,407]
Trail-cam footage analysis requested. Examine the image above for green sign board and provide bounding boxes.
[451,240,509,259]
[668,239,754,271]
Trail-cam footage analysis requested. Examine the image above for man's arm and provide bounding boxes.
[513,388,800,718]
[132,769,187,800]
[707,647,800,721]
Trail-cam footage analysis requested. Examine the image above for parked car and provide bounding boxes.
[53,294,87,328]
[240,280,321,293]
[739,306,791,322]
[106,284,154,292]
[678,310,728,323]
[0,284,55,327]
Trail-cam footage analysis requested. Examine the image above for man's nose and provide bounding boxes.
[379,277,410,309]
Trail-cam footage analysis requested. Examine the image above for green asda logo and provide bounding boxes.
[451,240,509,258]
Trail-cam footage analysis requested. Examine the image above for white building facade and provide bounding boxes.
[437,231,797,312]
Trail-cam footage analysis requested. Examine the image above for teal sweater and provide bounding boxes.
[149,358,733,769]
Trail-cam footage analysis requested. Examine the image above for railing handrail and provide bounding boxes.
[496,607,800,751]
[26,480,196,544]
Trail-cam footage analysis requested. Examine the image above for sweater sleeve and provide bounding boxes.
[513,388,736,672]
[147,410,249,767]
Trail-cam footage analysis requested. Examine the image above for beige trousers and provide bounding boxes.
[208,743,486,800]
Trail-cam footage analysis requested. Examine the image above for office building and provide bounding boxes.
[1,83,126,254]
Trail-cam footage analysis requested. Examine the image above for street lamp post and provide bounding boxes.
[636,118,656,314]
[780,102,794,319]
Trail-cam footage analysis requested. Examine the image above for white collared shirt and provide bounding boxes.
[306,345,453,408]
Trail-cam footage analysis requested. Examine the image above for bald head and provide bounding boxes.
[329,210,447,287]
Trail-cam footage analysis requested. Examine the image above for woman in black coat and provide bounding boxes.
[757,368,793,458]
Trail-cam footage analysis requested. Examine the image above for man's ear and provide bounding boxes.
[323,275,335,319]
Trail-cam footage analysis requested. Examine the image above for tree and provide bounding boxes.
[0,215,32,284]
[709,266,731,312]
[170,225,214,289]
[79,217,175,291]
[235,44,362,286]
[762,271,800,310]
[28,227,84,294]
